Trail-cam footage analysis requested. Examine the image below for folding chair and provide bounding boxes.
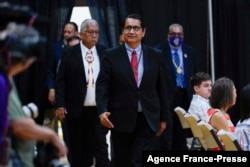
[184,114,207,150]
[174,107,190,129]
[197,121,224,151]
[174,107,201,150]
[217,129,243,151]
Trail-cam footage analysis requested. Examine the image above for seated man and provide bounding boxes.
[188,72,212,122]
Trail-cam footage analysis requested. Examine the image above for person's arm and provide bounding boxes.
[0,74,9,146]
[47,56,56,105]
[47,43,60,105]
[157,51,168,135]
[96,51,113,128]
[10,117,67,157]
[55,50,68,121]
[210,112,231,132]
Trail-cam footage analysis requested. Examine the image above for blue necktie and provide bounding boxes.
[173,52,186,88]
[173,51,180,67]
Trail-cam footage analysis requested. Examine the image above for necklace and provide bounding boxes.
[172,52,182,74]
[85,50,95,87]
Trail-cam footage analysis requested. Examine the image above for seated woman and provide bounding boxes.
[207,77,237,150]
[235,84,250,151]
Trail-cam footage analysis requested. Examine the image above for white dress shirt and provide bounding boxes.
[80,43,100,106]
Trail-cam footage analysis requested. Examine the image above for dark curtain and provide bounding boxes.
[125,0,249,125]
[87,0,249,125]
[87,0,208,70]
[6,0,246,125]
[125,0,209,73]
[212,0,250,124]
[5,0,75,123]
[87,0,128,48]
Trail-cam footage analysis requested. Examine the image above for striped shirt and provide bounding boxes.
[235,118,250,151]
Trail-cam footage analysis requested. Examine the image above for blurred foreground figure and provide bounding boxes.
[0,2,67,167]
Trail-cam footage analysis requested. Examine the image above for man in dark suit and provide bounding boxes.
[55,19,110,167]
[46,22,78,164]
[155,23,197,150]
[47,22,78,106]
[96,14,169,167]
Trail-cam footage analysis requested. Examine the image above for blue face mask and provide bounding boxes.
[169,36,183,47]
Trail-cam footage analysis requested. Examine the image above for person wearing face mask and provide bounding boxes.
[154,23,198,150]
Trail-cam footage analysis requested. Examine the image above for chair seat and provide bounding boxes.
[197,121,224,151]
[217,129,242,151]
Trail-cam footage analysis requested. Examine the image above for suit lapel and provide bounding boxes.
[96,45,104,69]
[165,44,176,79]
[140,45,148,87]
[119,46,137,85]
[182,45,191,82]
[74,44,87,82]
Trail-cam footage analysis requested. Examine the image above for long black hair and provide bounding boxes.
[239,84,250,122]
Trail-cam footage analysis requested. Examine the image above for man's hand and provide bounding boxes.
[48,89,55,105]
[99,112,114,129]
[55,107,67,121]
[156,122,166,136]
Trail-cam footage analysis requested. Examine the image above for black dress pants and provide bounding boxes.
[111,112,157,167]
[66,107,110,167]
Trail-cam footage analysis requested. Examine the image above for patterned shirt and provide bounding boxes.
[235,118,250,151]
[207,108,235,151]
[207,108,235,133]
[188,94,210,122]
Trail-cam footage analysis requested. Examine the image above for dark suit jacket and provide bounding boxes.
[96,44,169,133]
[47,40,67,89]
[155,41,197,109]
[55,43,106,118]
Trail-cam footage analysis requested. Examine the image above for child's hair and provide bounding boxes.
[190,72,211,87]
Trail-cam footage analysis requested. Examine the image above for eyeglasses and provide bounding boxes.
[84,31,100,35]
[124,26,142,32]
[168,32,183,36]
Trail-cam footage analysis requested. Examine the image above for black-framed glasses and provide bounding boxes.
[84,31,100,35]
[124,26,142,32]
[168,32,183,36]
